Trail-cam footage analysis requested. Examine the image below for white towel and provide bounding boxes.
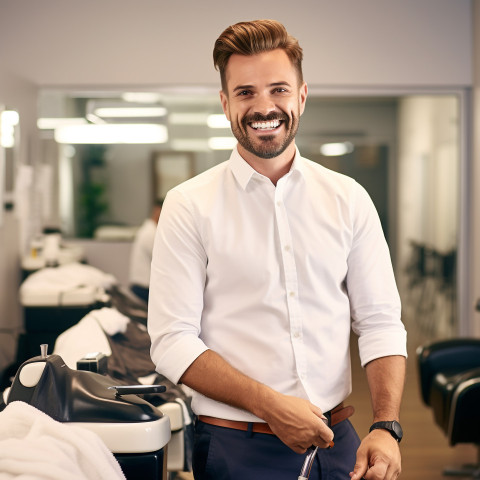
[0,401,125,480]
[53,312,112,369]
[20,262,117,291]
[53,307,130,369]
[89,307,130,336]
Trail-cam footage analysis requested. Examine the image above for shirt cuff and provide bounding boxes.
[358,327,408,367]
[151,334,209,385]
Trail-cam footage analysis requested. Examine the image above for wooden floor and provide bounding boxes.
[176,317,478,479]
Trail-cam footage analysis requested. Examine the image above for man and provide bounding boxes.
[148,19,407,480]
[129,199,163,302]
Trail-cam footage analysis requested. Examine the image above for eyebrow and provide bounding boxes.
[232,81,292,93]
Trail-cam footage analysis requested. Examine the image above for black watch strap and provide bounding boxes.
[369,420,403,442]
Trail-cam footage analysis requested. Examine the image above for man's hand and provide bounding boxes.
[261,392,334,454]
[350,429,401,480]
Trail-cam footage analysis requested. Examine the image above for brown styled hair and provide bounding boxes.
[213,19,303,92]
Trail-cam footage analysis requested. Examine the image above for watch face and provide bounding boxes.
[391,420,403,440]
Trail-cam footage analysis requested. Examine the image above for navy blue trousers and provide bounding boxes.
[192,419,360,480]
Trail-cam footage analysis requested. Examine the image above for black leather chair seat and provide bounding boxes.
[417,338,480,478]
[430,367,480,440]
[448,368,480,446]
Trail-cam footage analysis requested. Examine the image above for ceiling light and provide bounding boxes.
[1,110,19,126]
[1,110,19,148]
[85,113,106,125]
[54,124,168,144]
[121,92,163,103]
[94,106,167,118]
[207,114,230,129]
[208,137,237,150]
[37,118,87,130]
[320,141,354,156]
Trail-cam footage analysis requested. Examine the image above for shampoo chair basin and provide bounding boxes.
[6,347,171,480]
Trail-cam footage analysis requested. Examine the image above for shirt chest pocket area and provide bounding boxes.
[203,214,281,290]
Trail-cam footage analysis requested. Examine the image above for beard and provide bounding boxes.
[230,110,300,159]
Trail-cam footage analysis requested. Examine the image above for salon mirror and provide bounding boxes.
[36,87,460,339]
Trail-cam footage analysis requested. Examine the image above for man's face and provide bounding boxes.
[220,49,307,160]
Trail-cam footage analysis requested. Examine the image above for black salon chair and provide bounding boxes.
[417,338,480,477]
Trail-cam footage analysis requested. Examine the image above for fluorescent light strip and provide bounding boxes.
[1,110,19,126]
[320,142,354,156]
[94,107,167,118]
[54,124,168,144]
[207,114,230,129]
[168,113,230,128]
[38,117,87,130]
[121,92,163,103]
[1,110,19,147]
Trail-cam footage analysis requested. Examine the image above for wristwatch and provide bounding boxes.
[369,420,403,442]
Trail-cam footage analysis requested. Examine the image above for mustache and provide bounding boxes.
[242,112,289,125]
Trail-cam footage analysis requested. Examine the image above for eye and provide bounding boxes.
[273,87,288,94]
[237,90,252,96]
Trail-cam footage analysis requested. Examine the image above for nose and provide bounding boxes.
[253,92,276,116]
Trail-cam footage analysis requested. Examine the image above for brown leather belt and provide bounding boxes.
[198,402,355,436]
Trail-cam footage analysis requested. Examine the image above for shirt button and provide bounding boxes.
[276,201,281,207]
[289,291,295,297]
[293,331,300,338]
[284,245,291,251]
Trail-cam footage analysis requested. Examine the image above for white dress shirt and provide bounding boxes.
[148,146,407,422]
[129,218,157,288]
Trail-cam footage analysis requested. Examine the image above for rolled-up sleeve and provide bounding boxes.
[347,184,407,367]
[148,189,209,384]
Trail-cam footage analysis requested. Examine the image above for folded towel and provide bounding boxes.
[90,307,130,336]
[0,401,125,480]
[20,262,117,294]
[53,312,112,369]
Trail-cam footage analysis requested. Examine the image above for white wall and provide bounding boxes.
[0,0,472,88]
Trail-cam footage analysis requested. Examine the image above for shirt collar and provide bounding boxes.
[229,145,305,190]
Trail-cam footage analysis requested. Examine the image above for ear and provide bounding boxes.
[299,82,308,116]
[219,90,230,121]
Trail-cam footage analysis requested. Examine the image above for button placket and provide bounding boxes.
[274,178,307,382]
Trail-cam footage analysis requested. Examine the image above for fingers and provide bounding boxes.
[351,453,401,480]
[350,450,368,480]
[363,462,387,479]
[289,420,334,454]
[362,462,400,480]
[312,420,334,449]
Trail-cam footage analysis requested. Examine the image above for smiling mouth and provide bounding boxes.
[249,119,282,130]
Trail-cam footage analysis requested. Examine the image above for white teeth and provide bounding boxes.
[251,120,280,130]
